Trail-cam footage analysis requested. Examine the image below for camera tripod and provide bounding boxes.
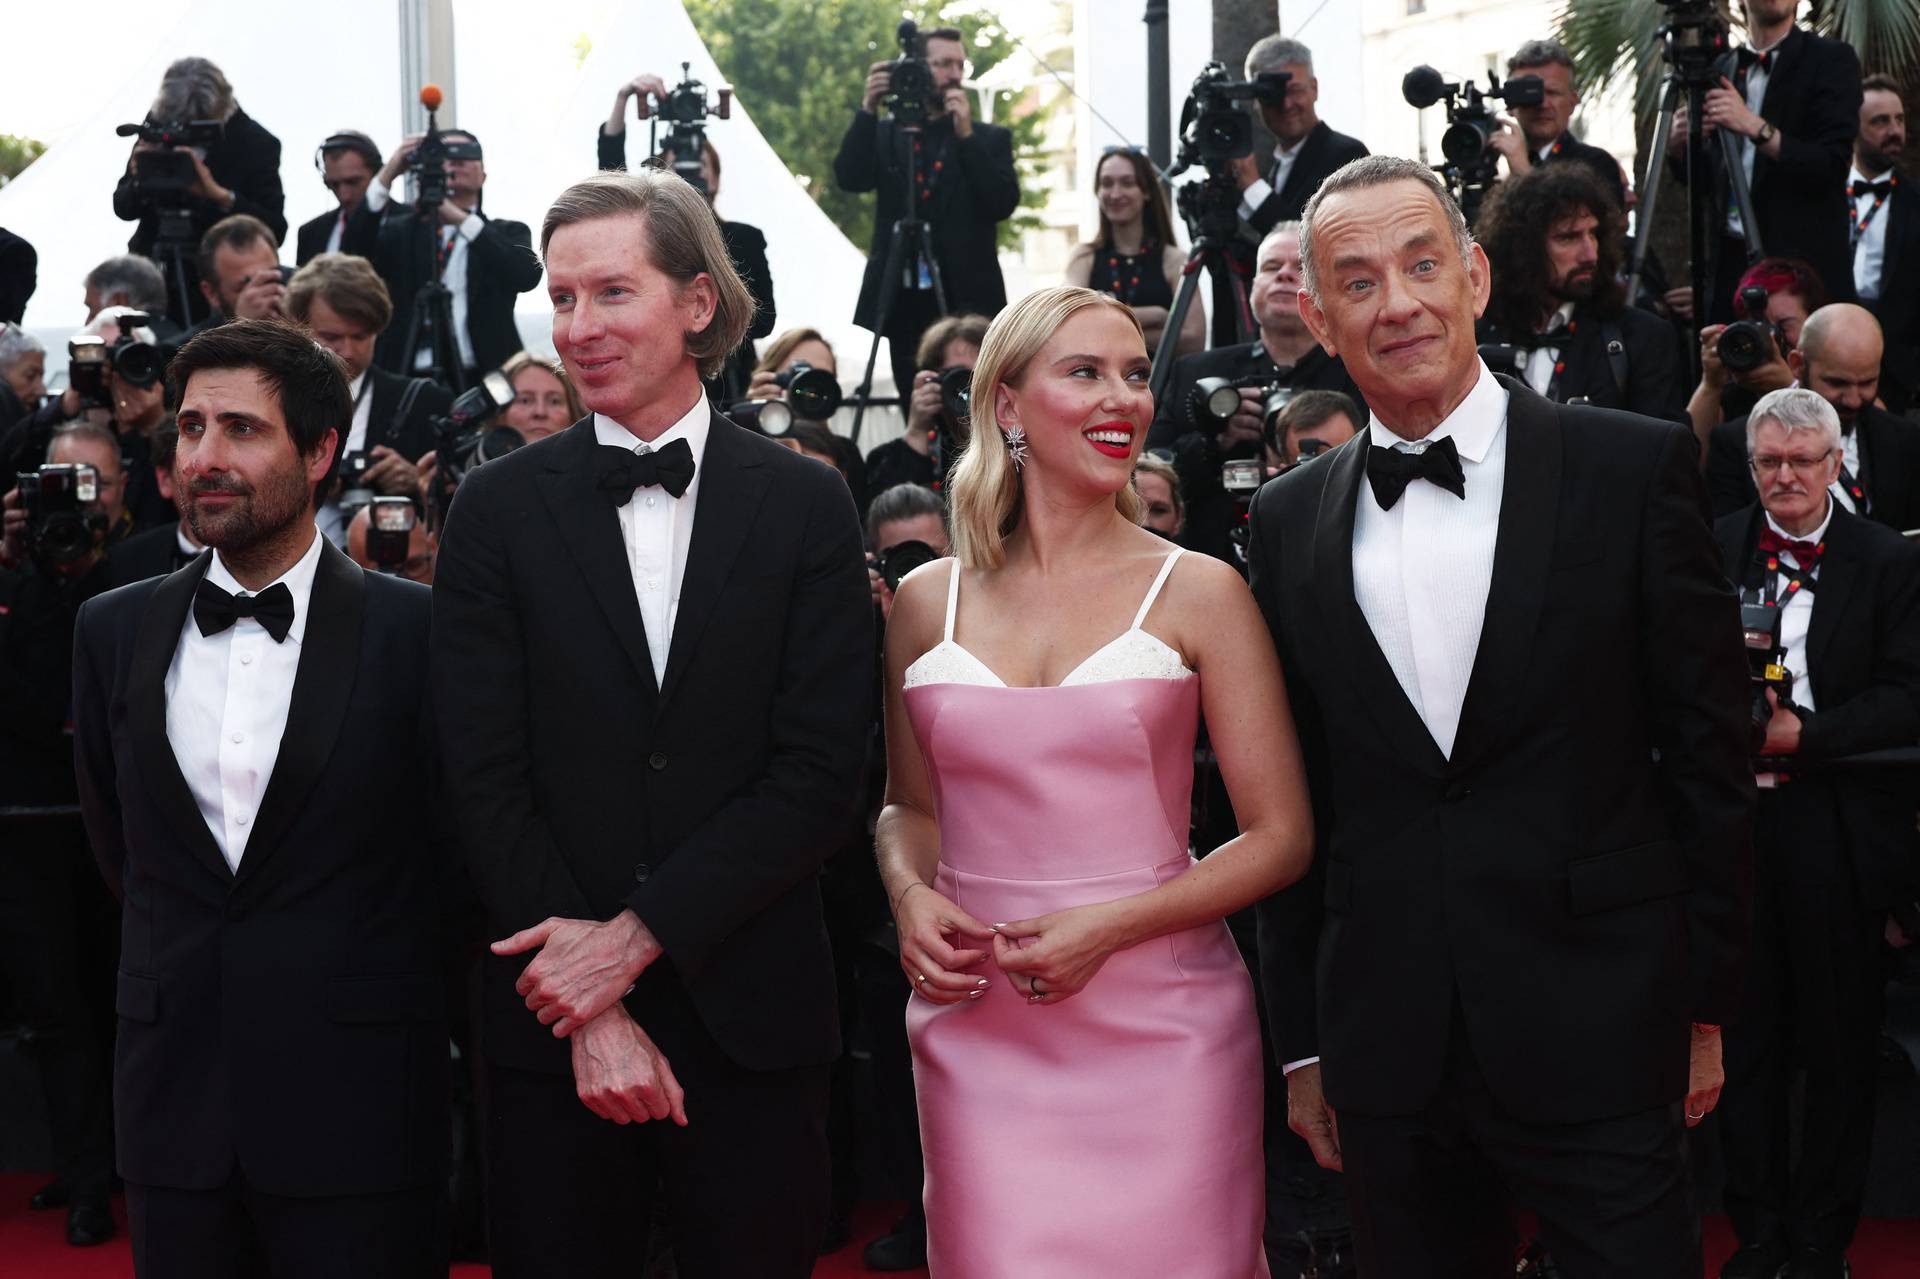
[1627,45,1764,375]
[1150,176,1253,405]
[397,215,468,394]
[149,206,201,328]
[850,119,948,441]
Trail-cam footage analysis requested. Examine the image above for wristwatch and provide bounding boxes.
[1754,122,1776,146]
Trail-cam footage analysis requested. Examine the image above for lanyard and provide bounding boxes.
[1850,175,1895,249]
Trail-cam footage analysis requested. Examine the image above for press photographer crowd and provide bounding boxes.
[0,3,1918,1277]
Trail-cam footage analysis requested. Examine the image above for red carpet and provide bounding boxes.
[5,1176,1916,1276]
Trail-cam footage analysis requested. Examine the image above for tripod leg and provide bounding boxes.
[921,223,950,319]
[1718,128,1766,261]
[1150,258,1208,405]
[1627,80,1679,306]
[851,221,917,441]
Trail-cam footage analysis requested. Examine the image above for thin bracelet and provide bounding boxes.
[890,880,931,913]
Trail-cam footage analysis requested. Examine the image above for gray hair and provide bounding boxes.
[85,255,169,315]
[83,306,160,346]
[1299,155,1474,302]
[866,481,947,545]
[1246,35,1313,78]
[1257,220,1303,261]
[0,322,44,373]
[1748,387,1841,454]
[50,420,126,473]
[153,57,236,123]
[1507,39,1575,75]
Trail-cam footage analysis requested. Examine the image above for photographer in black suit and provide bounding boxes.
[1666,0,1861,324]
[111,58,285,329]
[363,127,543,382]
[1489,40,1626,210]
[1711,387,1920,1279]
[1476,164,1687,422]
[1851,76,1917,414]
[432,170,871,1279]
[107,423,203,587]
[596,76,776,402]
[1250,156,1752,1277]
[1706,304,1920,534]
[834,24,1019,400]
[294,131,383,266]
[72,320,448,1277]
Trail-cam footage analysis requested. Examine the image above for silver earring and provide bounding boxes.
[1003,425,1029,473]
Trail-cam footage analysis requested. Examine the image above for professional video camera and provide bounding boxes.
[1401,66,1544,225]
[67,321,166,411]
[408,85,481,217]
[365,495,418,574]
[873,538,940,595]
[645,62,732,197]
[1717,284,1783,376]
[1168,63,1291,243]
[1741,600,1796,750]
[884,20,938,128]
[115,118,223,205]
[426,370,520,526]
[15,464,106,568]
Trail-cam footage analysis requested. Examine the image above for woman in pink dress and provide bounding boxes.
[877,286,1314,1277]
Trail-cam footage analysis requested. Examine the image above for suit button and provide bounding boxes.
[1442,782,1471,803]
[634,863,652,884]
[648,752,668,771]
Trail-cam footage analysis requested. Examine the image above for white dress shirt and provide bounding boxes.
[366,177,484,371]
[1850,162,1892,300]
[164,526,325,871]
[594,396,711,687]
[1353,361,1509,761]
[316,372,377,546]
[1523,301,1575,397]
[1238,136,1307,221]
[1764,501,1830,715]
[324,207,348,255]
[1726,36,1783,236]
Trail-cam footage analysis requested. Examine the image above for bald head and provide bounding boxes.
[1791,303,1883,427]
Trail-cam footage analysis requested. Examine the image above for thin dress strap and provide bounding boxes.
[944,559,962,643]
[1131,549,1184,631]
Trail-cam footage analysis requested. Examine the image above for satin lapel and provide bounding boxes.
[537,420,659,698]
[657,415,770,716]
[235,540,364,888]
[1310,435,1447,774]
[128,551,231,882]
[1758,27,1804,122]
[1450,380,1561,775]
[1805,509,1861,706]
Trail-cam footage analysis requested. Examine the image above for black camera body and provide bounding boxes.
[409,105,482,217]
[1168,63,1291,245]
[116,118,223,205]
[16,464,106,568]
[774,362,843,420]
[67,314,166,411]
[1401,66,1544,223]
[926,366,974,492]
[650,62,732,196]
[872,538,940,595]
[365,495,419,573]
[1189,375,1293,441]
[1656,0,1734,87]
[428,370,522,525]
[1718,284,1784,376]
[885,20,938,128]
[1741,600,1796,750]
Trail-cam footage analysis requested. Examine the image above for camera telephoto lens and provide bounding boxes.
[775,363,843,421]
[1717,322,1773,375]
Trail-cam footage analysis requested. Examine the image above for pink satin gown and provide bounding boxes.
[902,549,1270,1278]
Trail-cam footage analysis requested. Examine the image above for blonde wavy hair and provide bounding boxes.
[948,286,1145,569]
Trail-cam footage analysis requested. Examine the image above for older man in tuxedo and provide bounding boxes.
[431,169,872,1279]
[1247,155,1754,1277]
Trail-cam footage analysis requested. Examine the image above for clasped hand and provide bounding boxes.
[492,910,663,1037]
[991,903,1124,1005]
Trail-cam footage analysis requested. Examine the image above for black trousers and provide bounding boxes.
[484,989,831,1279]
[1717,782,1886,1253]
[1336,1003,1697,1279]
[127,1172,446,1279]
[0,816,116,1195]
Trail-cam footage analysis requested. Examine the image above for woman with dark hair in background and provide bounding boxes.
[1066,149,1204,358]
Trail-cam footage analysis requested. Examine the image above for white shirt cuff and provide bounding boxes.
[1282,1056,1320,1074]
[1239,178,1274,221]
[366,176,391,213]
[457,211,484,241]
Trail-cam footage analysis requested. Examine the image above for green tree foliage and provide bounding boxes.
[683,0,1046,250]
[0,135,47,187]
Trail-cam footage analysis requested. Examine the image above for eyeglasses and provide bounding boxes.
[1748,449,1834,476]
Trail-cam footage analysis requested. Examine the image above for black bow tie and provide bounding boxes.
[1851,178,1893,199]
[597,438,695,503]
[1366,435,1466,511]
[1737,47,1775,74]
[194,578,295,643]
[1519,321,1574,351]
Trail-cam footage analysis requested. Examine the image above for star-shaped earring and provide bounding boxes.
[1003,424,1029,473]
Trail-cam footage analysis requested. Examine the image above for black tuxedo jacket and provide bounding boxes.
[833,112,1020,329]
[370,207,543,376]
[1247,378,1753,1123]
[1716,504,1920,908]
[1688,29,1860,303]
[1479,303,1689,423]
[1245,121,1371,235]
[1538,131,1626,210]
[363,364,455,462]
[1706,405,1920,534]
[432,412,873,1076]
[0,225,34,323]
[71,541,448,1195]
[1865,171,1920,413]
[105,523,195,587]
[294,199,380,266]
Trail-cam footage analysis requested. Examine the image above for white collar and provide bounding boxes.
[1541,300,1576,333]
[175,522,200,557]
[593,392,711,470]
[1366,359,1508,464]
[204,522,325,645]
[1747,29,1791,57]
[1273,132,1309,163]
[1849,161,1890,187]
[1765,499,1834,547]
